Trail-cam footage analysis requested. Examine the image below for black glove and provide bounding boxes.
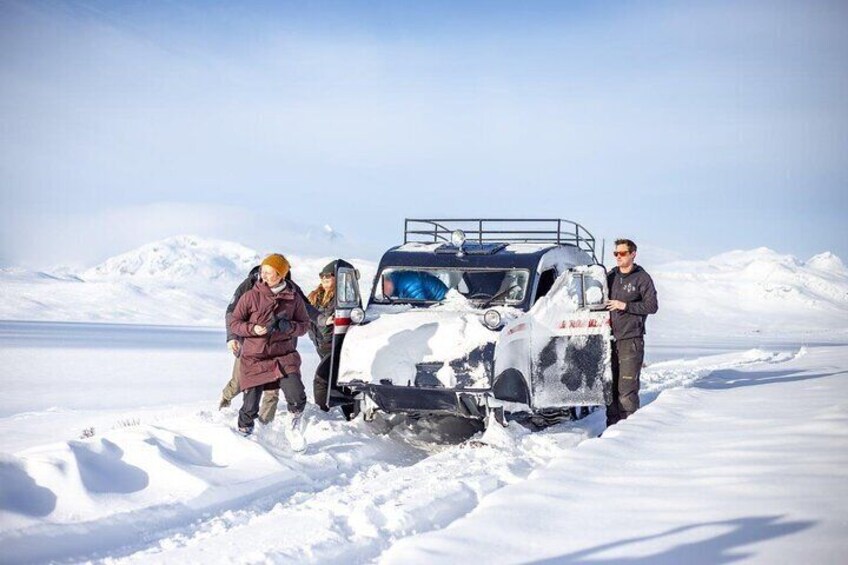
[274,316,291,335]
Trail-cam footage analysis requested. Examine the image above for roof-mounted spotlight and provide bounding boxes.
[451,229,467,257]
[451,229,467,247]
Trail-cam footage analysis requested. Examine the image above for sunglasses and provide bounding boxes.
[612,251,631,257]
[320,274,335,280]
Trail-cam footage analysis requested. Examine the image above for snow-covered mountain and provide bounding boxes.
[82,235,261,281]
[650,247,848,340]
[0,235,378,327]
[0,239,845,339]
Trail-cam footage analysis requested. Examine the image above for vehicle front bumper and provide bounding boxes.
[352,384,490,419]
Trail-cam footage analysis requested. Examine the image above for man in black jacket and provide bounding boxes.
[219,265,317,423]
[605,238,659,427]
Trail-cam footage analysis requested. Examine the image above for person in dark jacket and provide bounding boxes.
[605,238,659,427]
[383,270,448,301]
[228,254,311,436]
[307,262,336,360]
[307,260,355,417]
[218,264,315,425]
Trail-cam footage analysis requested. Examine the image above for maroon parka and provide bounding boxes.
[228,281,311,390]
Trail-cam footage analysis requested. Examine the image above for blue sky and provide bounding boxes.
[1,0,846,268]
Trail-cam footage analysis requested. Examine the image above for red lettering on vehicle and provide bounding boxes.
[558,318,606,329]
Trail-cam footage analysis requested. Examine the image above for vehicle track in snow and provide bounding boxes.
[1,409,437,564]
[101,351,793,563]
[3,350,789,564]
[47,412,433,563]
[106,413,605,564]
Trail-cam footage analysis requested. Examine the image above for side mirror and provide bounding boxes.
[335,266,362,309]
[582,266,607,310]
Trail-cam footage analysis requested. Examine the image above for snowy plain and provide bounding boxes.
[1,237,847,563]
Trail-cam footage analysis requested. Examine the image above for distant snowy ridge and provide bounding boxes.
[651,247,848,340]
[805,251,847,275]
[0,235,377,327]
[83,235,260,281]
[0,240,845,338]
[664,247,847,278]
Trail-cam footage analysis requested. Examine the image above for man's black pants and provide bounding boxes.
[606,337,645,426]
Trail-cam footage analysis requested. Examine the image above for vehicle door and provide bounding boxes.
[526,265,612,409]
[325,260,363,408]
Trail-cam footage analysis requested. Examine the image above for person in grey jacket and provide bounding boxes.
[605,238,659,427]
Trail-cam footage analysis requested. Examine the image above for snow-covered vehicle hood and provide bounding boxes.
[338,293,518,390]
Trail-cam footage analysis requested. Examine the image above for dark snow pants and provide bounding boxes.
[313,354,332,410]
[606,337,645,427]
[238,372,306,430]
[313,353,356,419]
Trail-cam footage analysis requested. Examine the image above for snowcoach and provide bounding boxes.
[324,219,612,427]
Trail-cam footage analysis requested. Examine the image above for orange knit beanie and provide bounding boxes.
[260,253,290,278]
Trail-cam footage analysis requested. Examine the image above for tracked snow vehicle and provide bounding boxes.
[324,219,611,426]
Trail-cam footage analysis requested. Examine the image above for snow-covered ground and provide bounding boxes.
[381,345,848,565]
[1,238,847,563]
[1,319,846,563]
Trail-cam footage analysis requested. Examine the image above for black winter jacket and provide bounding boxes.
[308,299,335,358]
[225,266,317,343]
[607,265,658,341]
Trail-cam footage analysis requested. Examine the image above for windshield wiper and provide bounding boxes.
[483,284,520,308]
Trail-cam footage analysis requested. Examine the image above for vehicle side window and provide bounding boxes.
[534,269,557,303]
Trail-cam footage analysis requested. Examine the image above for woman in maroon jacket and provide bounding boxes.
[228,254,310,437]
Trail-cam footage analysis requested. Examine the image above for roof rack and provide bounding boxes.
[403,218,598,263]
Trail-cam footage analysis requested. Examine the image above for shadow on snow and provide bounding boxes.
[529,515,815,564]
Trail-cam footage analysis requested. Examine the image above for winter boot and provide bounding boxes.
[285,411,307,452]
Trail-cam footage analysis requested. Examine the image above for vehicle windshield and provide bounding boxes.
[374,267,530,306]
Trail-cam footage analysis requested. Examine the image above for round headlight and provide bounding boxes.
[483,309,502,329]
[451,229,467,247]
[350,307,366,324]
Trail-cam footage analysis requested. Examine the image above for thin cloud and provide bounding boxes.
[0,202,372,270]
[1,0,846,265]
